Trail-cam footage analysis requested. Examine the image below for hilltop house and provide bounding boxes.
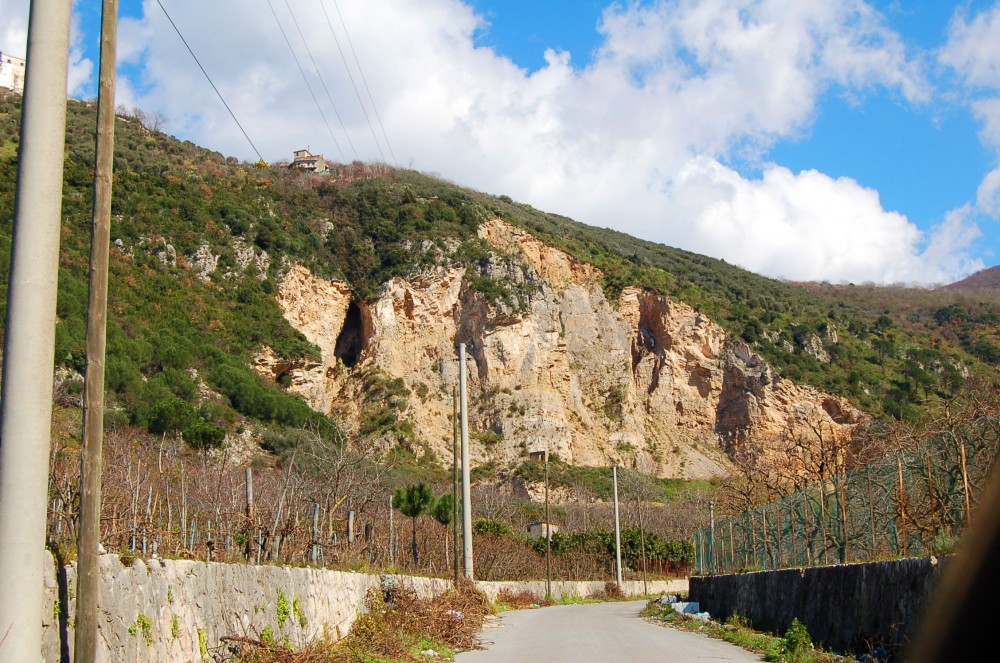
[0,52,25,95]
[291,149,327,173]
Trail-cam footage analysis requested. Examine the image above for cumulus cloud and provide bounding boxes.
[0,0,93,96]
[4,0,980,283]
[942,4,1000,226]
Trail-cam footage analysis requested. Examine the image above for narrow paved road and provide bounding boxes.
[456,600,763,663]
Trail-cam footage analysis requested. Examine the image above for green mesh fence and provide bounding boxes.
[692,417,999,575]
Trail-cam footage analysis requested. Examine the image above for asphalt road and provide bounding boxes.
[456,600,763,663]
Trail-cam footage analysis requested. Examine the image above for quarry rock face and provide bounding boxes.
[259,219,857,478]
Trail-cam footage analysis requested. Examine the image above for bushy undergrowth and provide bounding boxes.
[222,583,489,662]
[643,601,840,663]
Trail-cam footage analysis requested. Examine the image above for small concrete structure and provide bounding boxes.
[0,52,26,94]
[527,521,559,539]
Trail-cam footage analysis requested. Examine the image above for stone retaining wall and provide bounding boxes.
[41,552,687,662]
[689,557,948,654]
[475,578,687,602]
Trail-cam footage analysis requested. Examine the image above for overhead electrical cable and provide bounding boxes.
[331,0,398,167]
[155,0,264,162]
[318,0,386,163]
[265,0,346,162]
[282,0,358,161]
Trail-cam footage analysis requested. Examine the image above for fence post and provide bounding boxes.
[837,475,849,563]
[245,467,254,561]
[959,437,972,526]
[775,502,783,568]
[925,451,937,533]
[760,504,770,569]
[311,502,320,565]
[897,456,908,556]
[867,468,877,559]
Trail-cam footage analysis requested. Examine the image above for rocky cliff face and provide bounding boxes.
[255,219,857,478]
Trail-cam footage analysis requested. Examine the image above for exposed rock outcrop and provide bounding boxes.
[260,220,858,479]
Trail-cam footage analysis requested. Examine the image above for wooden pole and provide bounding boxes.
[926,451,937,532]
[244,467,254,561]
[839,474,850,563]
[75,2,119,658]
[960,438,972,526]
[311,502,320,565]
[898,456,909,556]
[867,468,877,559]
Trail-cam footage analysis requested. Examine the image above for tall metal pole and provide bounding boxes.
[459,343,474,579]
[75,1,119,659]
[613,466,623,586]
[0,1,74,659]
[452,386,460,587]
[544,449,551,599]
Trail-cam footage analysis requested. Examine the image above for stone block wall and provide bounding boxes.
[689,557,948,654]
[41,552,686,662]
[475,578,687,602]
[41,553,451,663]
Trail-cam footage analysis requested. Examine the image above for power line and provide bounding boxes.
[155,0,264,162]
[318,0,386,164]
[265,0,346,162]
[331,0,397,167]
[282,0,358,161]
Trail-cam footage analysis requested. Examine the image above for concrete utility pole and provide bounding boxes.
[544,448,551,599]
[0,1,74,659]
[459,343,474,579]
[75,1,119,660]
[452,386,460,586]
[613,466,623,586]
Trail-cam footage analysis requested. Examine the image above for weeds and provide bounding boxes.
[643,600,841,662]
[221,581,489,662]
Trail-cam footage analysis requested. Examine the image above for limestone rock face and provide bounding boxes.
[263,220,858,478]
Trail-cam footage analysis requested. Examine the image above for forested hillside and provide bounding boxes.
[0,91,997,454]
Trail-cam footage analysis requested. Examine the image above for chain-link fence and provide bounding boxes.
[691,417,999,575]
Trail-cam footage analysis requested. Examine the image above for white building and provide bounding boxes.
[291,149,327,173]
[0,52,25,95]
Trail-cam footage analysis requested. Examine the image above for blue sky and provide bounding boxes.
[3,0,1000,284]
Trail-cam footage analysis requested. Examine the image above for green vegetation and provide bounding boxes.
[276,588,291,629]
[226,585,489,662]
[513,456,717,501]
[643,602,839,662]
[530,526,693,572]
[293,594,306,628]
[392,483,436,565]
[1,90,996,464]
[128,613,153,646]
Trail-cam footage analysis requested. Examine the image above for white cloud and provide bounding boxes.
[0,0,29,59]
[941,4,1000,227]
[6,0,978,283]
[940,4,1000,88]
[658,159,982,284]
[0,0,93,95]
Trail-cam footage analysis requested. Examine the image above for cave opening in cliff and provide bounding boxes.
[335,302,365,368]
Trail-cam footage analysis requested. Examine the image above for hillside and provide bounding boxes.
[944,265,1000,292]
[1,92,998,478]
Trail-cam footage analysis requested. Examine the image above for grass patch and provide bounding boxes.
[643,600,842,662]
